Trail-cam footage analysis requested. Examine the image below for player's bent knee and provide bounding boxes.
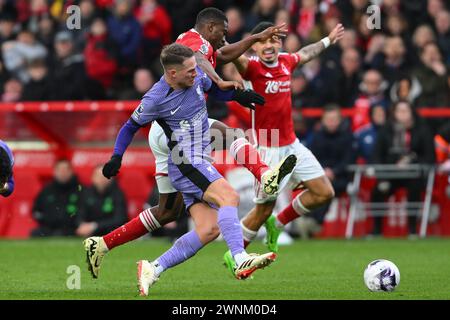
[197,224,220,243]
[319,185,335,204]
[222,189,240,207]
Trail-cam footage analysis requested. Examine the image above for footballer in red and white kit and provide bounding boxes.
[239,46,325,204]
[229,21,345,256]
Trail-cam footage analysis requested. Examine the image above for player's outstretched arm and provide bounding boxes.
[297,23,345,65]
[195,52,242,90]
[232,55,250,76]
[102,118,141,179]
[216,23,288,65]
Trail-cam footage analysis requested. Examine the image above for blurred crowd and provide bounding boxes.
[0,0,449,108]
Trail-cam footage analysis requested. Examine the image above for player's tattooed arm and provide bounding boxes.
[297,23,345,65]
[216,23,288,65]
[194,52,242,90]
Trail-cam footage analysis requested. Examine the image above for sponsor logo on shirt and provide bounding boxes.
[265,80,291,94]
[179,120,191,132]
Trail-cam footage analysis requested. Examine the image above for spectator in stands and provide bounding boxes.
[21,58,51,101]
[49,31,87,100]
[352,69,389,131]
[245,0,280,31]
[1,78,22,102]
[370,99,435,236]
[284,33,302,53]
[274,8,290,32]
[36,15,56,52]
[320,28,357,69]
[412,24,436,58]
[0,13,16,47]
[413,42,449,107]
[333,47,362,107]
[135,0,172,64]
[72,0,98,52]
[389,74,422,105]
[118,68,155,100]
[163,0,204,40]
[75,165,128,238]
[354,104,387,162]
[31,159,82,237]
[0,139,14,197]
[370,36,410,87]
[291,69,316,109]
[385,13,408,39]
[225,7,245,44]
[107,0,142,69]
[307,105,354,227]
[289,0,321,42]
[84,17,118,92]
[1,29,47,83]
[434,11,450,64]
[0,57,11,97]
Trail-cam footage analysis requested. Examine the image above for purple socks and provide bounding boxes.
[217,206,245,257]
[158,230,203,270]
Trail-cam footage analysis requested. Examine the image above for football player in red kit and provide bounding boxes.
[223,21,345,271]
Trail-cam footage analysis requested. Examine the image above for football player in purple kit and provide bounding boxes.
[85,44,288,296]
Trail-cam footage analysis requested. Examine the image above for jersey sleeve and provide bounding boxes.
[177,34,209,56]
[240,57,259,81]
[131,96,159,126]
[287,53,301,71]
[196,67,212,92]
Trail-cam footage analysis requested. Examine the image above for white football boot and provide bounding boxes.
[137,260,160,296]
[83,236,108,279]
[234,252,277,280]
[261,154,297,195]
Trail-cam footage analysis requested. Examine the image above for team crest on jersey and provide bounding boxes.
[281,63,290,75]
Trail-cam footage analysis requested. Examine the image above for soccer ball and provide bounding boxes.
[363,259,400,292]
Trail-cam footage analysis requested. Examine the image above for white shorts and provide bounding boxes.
[149,118,217,194]
[254,138,325,204]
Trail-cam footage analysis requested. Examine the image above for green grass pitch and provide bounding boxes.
[0,238,449,300]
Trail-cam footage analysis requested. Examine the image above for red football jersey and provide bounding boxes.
[241,53,300,147]
[176,28,217,68]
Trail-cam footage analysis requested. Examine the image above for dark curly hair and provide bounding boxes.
[0,148,12,184]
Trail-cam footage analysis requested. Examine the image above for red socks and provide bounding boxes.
[103,215,149,250]
[277,203,301,226]
[230,138,269,181]
[277,192,310,226]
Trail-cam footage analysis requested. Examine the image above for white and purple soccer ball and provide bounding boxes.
[364,259,400,292]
